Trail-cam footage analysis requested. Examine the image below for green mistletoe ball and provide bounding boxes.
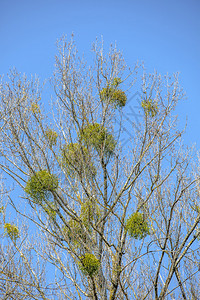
[62,143,96,176]
[25,170,58,203]
[126,212,150,239]
[79,253,100,276]
[80,123,116,157]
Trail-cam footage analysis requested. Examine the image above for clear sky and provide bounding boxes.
[1,0,200,147]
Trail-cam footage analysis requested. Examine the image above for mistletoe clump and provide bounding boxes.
[62,143,96,176]
[4,223,19,241]
[100,78,127,108]
[25,170,58,203]
[64,200,100,246]
[80,200,101,226]
[30,102,41,114]
[79,253,100,277]
[45,129,58,146]
[126,212,150,239]
[112,77,122,86]
[43,202,57,220]
[64,219,87,247]
[141,99,158,117]
[80,123,116,157]
[100,87,127,108]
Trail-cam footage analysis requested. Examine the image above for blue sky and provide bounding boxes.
[1,0,200,147]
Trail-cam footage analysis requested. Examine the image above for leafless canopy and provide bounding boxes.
[0,36,199,300]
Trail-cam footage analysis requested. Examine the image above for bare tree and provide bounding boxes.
[0,36,199,299]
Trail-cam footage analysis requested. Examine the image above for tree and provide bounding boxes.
[0,36,199,300]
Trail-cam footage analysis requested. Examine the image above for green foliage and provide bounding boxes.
[0,206,4,213]
[100,78,127,108]
[43,202,57,220]
[194,205,200,213]
[126,212,150,239]
[4,223,19,241]
[64,200,101,247]
[30,102,41,114]
[45,129,58,146]
[80,200,101,225]
[62,143,96,176]
[79,253,100,277]
[112,77,122,87]
[80,123,116,157]
[141,99,158,117]
[64,219,86,247]
[25,170,58,203]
